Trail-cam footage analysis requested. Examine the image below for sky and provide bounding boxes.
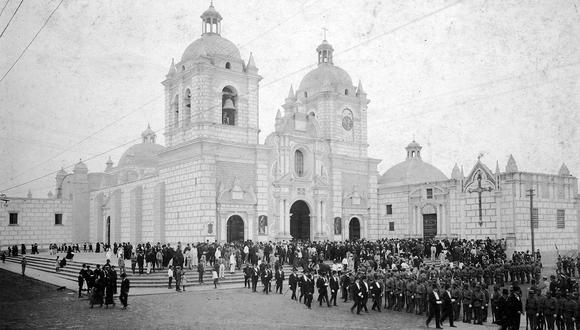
[0,0,579,197]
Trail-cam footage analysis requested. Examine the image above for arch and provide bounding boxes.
[348,217,360,241]
[294,149,304,177]
[173,95,179,127]
[290,200,310,240]
[226,215,244,242]
[225,62,231,69]
[183,89,191,125]
[221,86,237,126]
[345,89,349,95]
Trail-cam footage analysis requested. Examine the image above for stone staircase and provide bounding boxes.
[4,255,303,289]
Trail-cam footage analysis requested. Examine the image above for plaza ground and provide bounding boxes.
[0,267,504,330]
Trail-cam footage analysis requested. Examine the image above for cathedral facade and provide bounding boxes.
[1,5,578,252]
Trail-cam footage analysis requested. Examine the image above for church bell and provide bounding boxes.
[222,98,235,111]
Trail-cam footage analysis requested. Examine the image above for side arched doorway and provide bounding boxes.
[349,217,360,241]
[226,215,244,242]
[290,200,310,240]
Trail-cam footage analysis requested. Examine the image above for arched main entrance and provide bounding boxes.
[349,217,360,241]
[290,200,310,240]
[226,215,244,242]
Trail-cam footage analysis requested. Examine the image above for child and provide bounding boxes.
[212,268,218,288]
[181,271,187,292]
[167,265,173,289]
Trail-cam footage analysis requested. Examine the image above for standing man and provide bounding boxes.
[506,285,523,330]
[316,272,330,307]
[426,283,443,329]
[329,271,340,307]
[119,273,130,310]
[360,276,370,314]
[341,271,351,303]
[440,283,456,327]
[525,289,539,330]
[351,276,363,314]
[251,264,259,293]
[20,256,26,276]
[371,274,383,312]
[77,265,86,298]
[304,272,314,309]
[289,267,298,300]
[275,265,285,294]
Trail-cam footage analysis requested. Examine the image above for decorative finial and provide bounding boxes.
[477,153,484,161]
[322,27,328,40]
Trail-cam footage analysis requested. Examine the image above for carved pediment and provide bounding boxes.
[342,184,367,208]
[464,160,496,192]
[217,176,257,205]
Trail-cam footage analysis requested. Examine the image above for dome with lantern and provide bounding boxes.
[117,125,165,169]
[180,4,241,63]
[379,140,448,186]
[298,39,354,96]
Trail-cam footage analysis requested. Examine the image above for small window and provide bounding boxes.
[304,91,308,98]
[426,188,433,199]
[345,89,348,95]
[532,208,539,229]
[55,213,63,225]
[182,65,186,71]
[225,62,231,69]
[389,222,395,231]
[386,204,393,215]
[556,209,565,229]
[295,150,304,177]
[9,213,18,225]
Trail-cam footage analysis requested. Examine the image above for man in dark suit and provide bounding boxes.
[371,274,383,312]
[351,276,363,314]
[317,272,330,307]
[506,285,523,330]
[359,276,370,314]
[251,265,259,292]
[119,272,130,310]
[440,283,456,327]
[304,272,314,309]
[275,265,285,294]
[426,283,443,329]
[289,267,298,300]
[262,264,272,294]
[329,271,340,306]
[243,264,251,288]
[341,271,351,302]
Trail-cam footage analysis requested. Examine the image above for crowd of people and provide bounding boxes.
[5,236,580,327]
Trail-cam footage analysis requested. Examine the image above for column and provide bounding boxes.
[320,200,325,235]
[284,199,289,235]
[437,204,442,237]
[417,206,422,237]
[279,198,284,234]
[441,204,446,236]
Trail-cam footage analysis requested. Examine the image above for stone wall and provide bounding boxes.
[0,197,72,249]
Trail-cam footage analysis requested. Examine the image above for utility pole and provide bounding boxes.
[526,188,536,260]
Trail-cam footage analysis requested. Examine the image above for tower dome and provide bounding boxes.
[298,39,353,96]
[180,3,241,62]
[379,141,448,186]
[73,159,88,174]
[118,125,166,168]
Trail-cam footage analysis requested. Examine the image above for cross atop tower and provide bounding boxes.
[322,27,328,40]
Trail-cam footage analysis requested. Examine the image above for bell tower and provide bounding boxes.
[162,3,262,147]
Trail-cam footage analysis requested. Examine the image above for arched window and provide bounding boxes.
[173,95,179,127]
[304,91,308,98]
[295,150,304,177]
[183,89,191,125]
[222,86,237,126]
[345,89,349,95]
[182,65,185,71]
[225,62,231,69]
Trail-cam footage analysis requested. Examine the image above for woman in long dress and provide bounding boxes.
[229,253,236,273]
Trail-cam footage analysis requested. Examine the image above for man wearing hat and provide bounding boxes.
[329,270,340,306]
[563,291,577,330]
[288,267,298,300]
[304,272,314,309]
[525,288,539,330]
[542,291,557,330]
[275,264,285,294]
[472,284,484,325]
[506,285,523,330]
[496,288,509,329]
[316,271,330,307]
[119,272,130,310]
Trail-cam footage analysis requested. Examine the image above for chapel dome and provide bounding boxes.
[181,34,241,62]
[118,125,165,168]
[298,39,353,95]
[118,143,165,168]
[379,141,448,186]
[73,159,88,174]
